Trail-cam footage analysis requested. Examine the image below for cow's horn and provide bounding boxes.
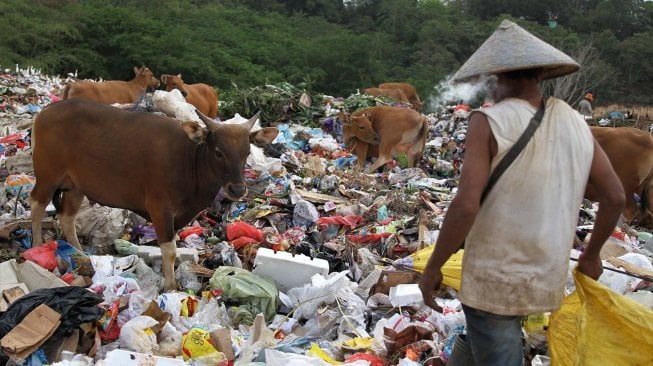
[195,110,219,130]
[245,111,261,131]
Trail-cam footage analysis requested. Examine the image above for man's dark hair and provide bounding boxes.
[503,68,543,80]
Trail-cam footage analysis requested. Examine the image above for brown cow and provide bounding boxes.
[63,66,160,105]
[379,82,423,111]
[161,74,219,118]
[364,87,410,104]
[29,99,278,290]
[588,126,653,224]
[341,106,428,172]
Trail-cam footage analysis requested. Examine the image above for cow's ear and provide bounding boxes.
[177,73,182,78]
[250,127,279,147]
[133,66,139,75]
[182,122,207,144]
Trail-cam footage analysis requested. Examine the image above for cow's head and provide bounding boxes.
[161,74,188,98]
[341,112,380,145]
[133,66,160,91]
[191,111,279,201]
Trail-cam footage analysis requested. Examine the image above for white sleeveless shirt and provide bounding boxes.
[458,97,594,315]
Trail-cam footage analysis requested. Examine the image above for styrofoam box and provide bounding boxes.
[389,283,423,307]
[252,247,330,293]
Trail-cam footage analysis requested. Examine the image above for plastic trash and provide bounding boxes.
[532,355,551,366]
[119,316,160,354]
[114,239,139,255]
[21,241,58,271]
[286,271,351,321]
[175,260,202,293]
[93,276,140,303]
[226,221,263,243]
[157,321,183,357]
[548,268,653,365]
[5,173,35,198]
[392,245,463,290]
[179,225,204,241]
[208,266,279,323]
[50,353,94,366]
[181,325,225,363]
[55,240,93,275]
[292,199,319,228]
[0,287,103,351]
[98,299,121,342]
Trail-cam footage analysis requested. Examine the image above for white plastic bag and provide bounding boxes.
[157,321,183,357]
[119,316,160,354]
[95,276,140,303]
[89,255,114,283]
[599,253,653,294]
[287,271,351,320]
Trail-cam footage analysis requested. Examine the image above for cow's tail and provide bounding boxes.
[641,182,650,215]
[419,116,429,142]
[417,116,429,160]
[52,189,63,213]
[62,83,72,100]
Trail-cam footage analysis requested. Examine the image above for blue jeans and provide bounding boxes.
[461,304,524,366]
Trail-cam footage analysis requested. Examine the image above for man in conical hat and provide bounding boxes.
[419,20,624,365]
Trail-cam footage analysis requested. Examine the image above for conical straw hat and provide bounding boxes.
[453,19,580,81]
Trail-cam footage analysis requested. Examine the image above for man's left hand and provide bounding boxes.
[577,253,603,280]
[419,270,444,312]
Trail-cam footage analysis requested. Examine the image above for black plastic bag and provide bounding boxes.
[0,286,104,357]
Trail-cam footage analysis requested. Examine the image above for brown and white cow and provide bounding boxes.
[589,126,653,225]
[161,74,219,118]
[63,66,160,105]
[364,87,410,104]
[341,106,428,173]
[29,99,278,290]
[379,82,423,112]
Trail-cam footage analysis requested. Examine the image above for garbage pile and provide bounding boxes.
[0,67,652,366]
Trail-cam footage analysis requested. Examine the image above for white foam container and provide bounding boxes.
[252,247,330,293]
[389,283,423,307]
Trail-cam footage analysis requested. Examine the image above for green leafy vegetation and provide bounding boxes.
[0,0,651,115]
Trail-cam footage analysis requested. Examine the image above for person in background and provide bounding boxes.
[418,20,625,366]
[579,92,593,122]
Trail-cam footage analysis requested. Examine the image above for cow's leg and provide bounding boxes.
[366,147,391,173]
[29,183,53,247]
[148,208,177,291]
[407,147,426,168]
[352,140,368,171]
[59,189,85,250]
[622,177,641,223]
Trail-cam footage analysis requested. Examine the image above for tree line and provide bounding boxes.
[1,0,651,111]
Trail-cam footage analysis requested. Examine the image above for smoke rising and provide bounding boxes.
[427,75,495,112]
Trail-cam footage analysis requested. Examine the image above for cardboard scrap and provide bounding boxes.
[210,327,235,361]
[606,256,653,282]
[2,286,26,305]
[0,260,30,312]
[294,188,348,204]
[16,259,68,291]
[0,304,62,360]
[142,301,172,334]
[370,270,420,296]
